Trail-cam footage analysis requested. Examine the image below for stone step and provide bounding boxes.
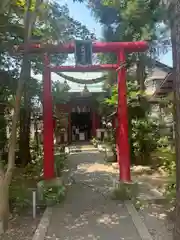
[68,144,98,153]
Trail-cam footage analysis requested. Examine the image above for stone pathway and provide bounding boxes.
[138,203,173,240]
[68,143,98,153]
[45,151,141,240]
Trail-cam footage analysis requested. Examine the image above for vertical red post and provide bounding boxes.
[43,54,54,179]
[117,50,131,182]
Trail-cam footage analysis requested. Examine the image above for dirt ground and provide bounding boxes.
[1,207,44,240]
[138,202,174,240]
[110,163,174,240]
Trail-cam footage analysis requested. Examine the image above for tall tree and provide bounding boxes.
[167,0,180,239]
[0,0,48,233]
[82,0,168,88]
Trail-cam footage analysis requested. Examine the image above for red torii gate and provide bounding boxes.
[19,41,148,182]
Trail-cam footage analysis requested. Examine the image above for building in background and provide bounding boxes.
[145,61,173,136]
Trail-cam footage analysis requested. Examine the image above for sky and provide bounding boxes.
[63,0,102,39]
[63,0,172,66]
[50,0,173,91]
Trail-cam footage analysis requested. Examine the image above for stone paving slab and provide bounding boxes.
[138,204,173,240]
[46,186,140,240]
[68,145,98,153]
[45,152,141,240]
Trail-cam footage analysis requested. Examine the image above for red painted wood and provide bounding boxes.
[17,41,148,54]
[117,50,131,182]
[43,54,54,179]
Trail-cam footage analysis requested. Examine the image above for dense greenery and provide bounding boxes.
[0,0,177,236]
[9,147,68,210]
[99,78,160,164]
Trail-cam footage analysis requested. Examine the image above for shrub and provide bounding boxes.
[130,118,160,165]
[54,152,67,177]
[112,182,139,201]
[38,179,66,206]
[9,184,31,211]
[43,185,66,205]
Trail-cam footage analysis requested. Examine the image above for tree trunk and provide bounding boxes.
[19,74,32,166]
[0,0,37,232]
[170,1,180,239]
[0,180,9,234]
[0,104,7,155]
[19,106,31,166]
[34,113,39,154]
[0,54,30,235]
[136,55,146,92]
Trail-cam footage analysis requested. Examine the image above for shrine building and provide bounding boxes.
[53,71,108,144]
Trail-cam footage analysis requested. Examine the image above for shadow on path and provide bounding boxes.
[45,152,141,240]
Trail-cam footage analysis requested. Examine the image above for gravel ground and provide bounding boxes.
[131,166,174,240]
[112,162,174,240]
[138,203,174,240]
[45,152,141,240]
[1,207,44,240]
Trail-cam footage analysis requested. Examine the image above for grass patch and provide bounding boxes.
[37,178,66,206]
[10,148,69,211]
[112,181,139,201]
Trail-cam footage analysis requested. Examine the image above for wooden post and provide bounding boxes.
[117,50,131,182]
[43,54,54,179]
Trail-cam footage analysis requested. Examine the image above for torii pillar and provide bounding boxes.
[43,54,54,179]
[117,50,131,181]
